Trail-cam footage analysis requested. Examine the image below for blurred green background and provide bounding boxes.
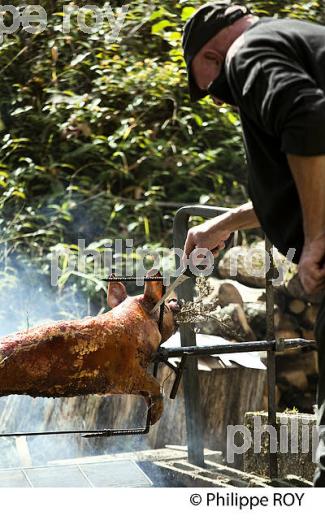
[0,1,324,333]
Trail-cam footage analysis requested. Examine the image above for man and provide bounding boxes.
[182,2,325,486]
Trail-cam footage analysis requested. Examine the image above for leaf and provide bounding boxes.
[149,8,168,21]
[226,111,239,125]
[143,216,150,240]
[151,20,175,34]
[12,191,26,199]
[181,7,196,21]
[166,31,181,42]
[11,106,33,116]
[193,114,203,126]
[70,53,91,67]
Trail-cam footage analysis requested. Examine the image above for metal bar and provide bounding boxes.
[0,425,151,438]
[162,360,178,373]
[152,361,159,378]
[155,338,315,360]
[173,205,230,467]
[170,355,188,400]
[83,399,151,437]
[0,402,152,439]
[0,428,148,438]
[265,237,278,479]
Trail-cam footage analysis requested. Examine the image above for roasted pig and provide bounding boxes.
[0,273,179,424]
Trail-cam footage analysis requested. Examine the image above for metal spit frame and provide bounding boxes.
[171,204,316,479]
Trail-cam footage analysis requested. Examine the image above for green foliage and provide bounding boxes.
[0,0,324,324]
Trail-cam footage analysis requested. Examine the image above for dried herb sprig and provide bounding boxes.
[175,276,246,341]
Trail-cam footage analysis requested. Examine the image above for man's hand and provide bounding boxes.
[299,233,325,295]
[288,154,325,296]
[183,218,231,265]
[182,201,260,266]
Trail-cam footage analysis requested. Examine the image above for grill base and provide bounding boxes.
[0,460,152,488]
[0,446,312,488]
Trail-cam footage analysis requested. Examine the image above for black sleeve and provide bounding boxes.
[229,50,325,156]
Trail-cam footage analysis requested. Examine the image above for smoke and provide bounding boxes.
[0,258,154,470]
[0,257,88,337]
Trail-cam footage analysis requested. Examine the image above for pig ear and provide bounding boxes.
[144,269,163,303]
[107,281,128,308]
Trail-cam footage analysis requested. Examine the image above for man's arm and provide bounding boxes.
[287,154,325,294]
[183,201,260,262]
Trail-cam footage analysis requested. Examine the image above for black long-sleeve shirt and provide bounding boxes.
[226,17,325,262]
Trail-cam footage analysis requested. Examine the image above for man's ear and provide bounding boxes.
[107,281,128,308]
[144,269,163,303]
[203,49,221,61]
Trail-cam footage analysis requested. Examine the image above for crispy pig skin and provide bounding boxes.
[0,295,169,424]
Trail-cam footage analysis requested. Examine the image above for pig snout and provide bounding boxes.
[159,298,180,343]
[166,298,181,315]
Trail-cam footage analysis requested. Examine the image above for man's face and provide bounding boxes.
[189,5,248,106]
[191,45,224,106]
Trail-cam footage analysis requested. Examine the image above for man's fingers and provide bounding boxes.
[182,234,194,265]
[183,228,228,266]
[300,269,325,295]
[216,242,226,252]
[304,281,325,295]
[211,244,223,257]
[183,237,191,259]
[305,268,325,285]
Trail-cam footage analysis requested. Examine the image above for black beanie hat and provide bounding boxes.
[182,2,251,101]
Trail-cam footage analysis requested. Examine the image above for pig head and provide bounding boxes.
[0,271,179,425]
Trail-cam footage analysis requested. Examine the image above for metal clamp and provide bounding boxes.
[169,354,189,400]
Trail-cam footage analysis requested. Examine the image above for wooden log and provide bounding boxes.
[198,303,256,341]
[279,370,309,392]
[197,278,266,308]
[274,289,289,313]
[226,304,256,341]
[244,302,281,340]
[276,313,300,334]
[282,274,323,304]
[301,328,316,341]
[302,304,320,329]
[217,245,266,288]
[218,282,244,308]
[288,299,306,315]
[277,350,318,375]
[275,329,300,340]
[217,281,266,306]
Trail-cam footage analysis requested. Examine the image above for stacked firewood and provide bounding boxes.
[195,243,322,413]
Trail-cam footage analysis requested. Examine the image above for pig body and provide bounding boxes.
[0,274,179,424]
